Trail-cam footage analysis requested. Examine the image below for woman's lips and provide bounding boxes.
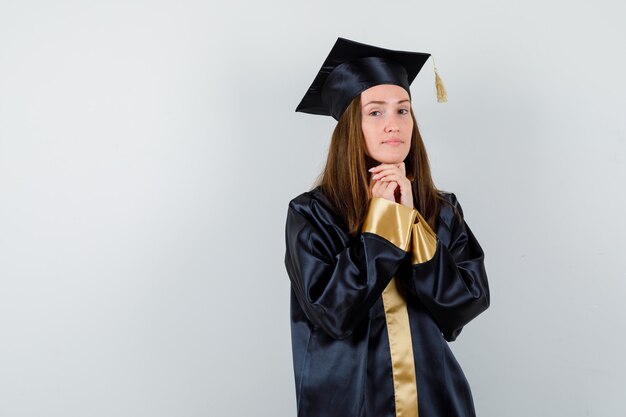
[383,139,403,146]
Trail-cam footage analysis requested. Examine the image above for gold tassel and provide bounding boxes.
[431,55,447,102]
[434,67,447,102]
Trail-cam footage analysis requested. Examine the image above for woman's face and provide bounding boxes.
[360,84,413,164]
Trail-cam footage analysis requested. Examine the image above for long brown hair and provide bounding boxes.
[312,94,456,236]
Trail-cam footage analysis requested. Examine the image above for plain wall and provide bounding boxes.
[1,1,625,416]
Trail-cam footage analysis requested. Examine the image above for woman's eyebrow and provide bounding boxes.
[363,99,410,107]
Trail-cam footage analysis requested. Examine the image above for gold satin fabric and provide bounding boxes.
[361,198,435,415]
[382,277,419,417]
[362,197,417,251]
[410,209,437,264]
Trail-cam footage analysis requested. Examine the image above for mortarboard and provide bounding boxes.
[295,37,447,121]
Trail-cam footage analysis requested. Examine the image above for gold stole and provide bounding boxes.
[362,197,438,417]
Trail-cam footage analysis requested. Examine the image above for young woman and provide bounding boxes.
[284,37,490,417]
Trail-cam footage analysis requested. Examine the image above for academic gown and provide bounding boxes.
[284,186,490,417]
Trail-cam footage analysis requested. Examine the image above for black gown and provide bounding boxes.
[284,186,490,417]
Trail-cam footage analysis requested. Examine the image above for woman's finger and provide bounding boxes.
[371,167,402,180]
[370,179,378,193]
[371,178,396,202]
[376,175,412,194]
[398,162,406,176]
[368,163,402,174]
[371,178,383,197]
[381,181,398,200]
[376,173,405,183]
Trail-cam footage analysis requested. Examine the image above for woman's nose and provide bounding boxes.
[384,116,400,132]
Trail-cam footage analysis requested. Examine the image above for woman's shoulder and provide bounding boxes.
[437,190,459,207]
[290,187,460,217]
[286,186,350,248]
[436,189,465,228]
[287,186,341,224]
[288,187,465,232]
[288,185,324,211]
[288,185,321,207]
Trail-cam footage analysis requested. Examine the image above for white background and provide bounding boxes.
[1,1,625,416]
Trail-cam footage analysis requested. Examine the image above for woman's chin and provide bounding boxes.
[371,150,410,165]
[374,157,406,165]
[366,151,409,166]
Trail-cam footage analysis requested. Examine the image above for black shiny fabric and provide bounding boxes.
[321,57,411,121]
[284,187,490,417]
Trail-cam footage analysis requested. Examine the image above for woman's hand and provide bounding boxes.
[369,162,414,210]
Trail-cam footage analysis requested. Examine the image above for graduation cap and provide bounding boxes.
[295,37,447,121]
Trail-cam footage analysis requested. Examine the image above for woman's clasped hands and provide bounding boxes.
[368,162,414,210]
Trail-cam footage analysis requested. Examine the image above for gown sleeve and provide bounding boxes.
[285,195,418,340]
[405,192,490,342]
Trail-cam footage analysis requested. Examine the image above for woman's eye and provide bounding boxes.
[399,109,409,115]
[369,110,381,116]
